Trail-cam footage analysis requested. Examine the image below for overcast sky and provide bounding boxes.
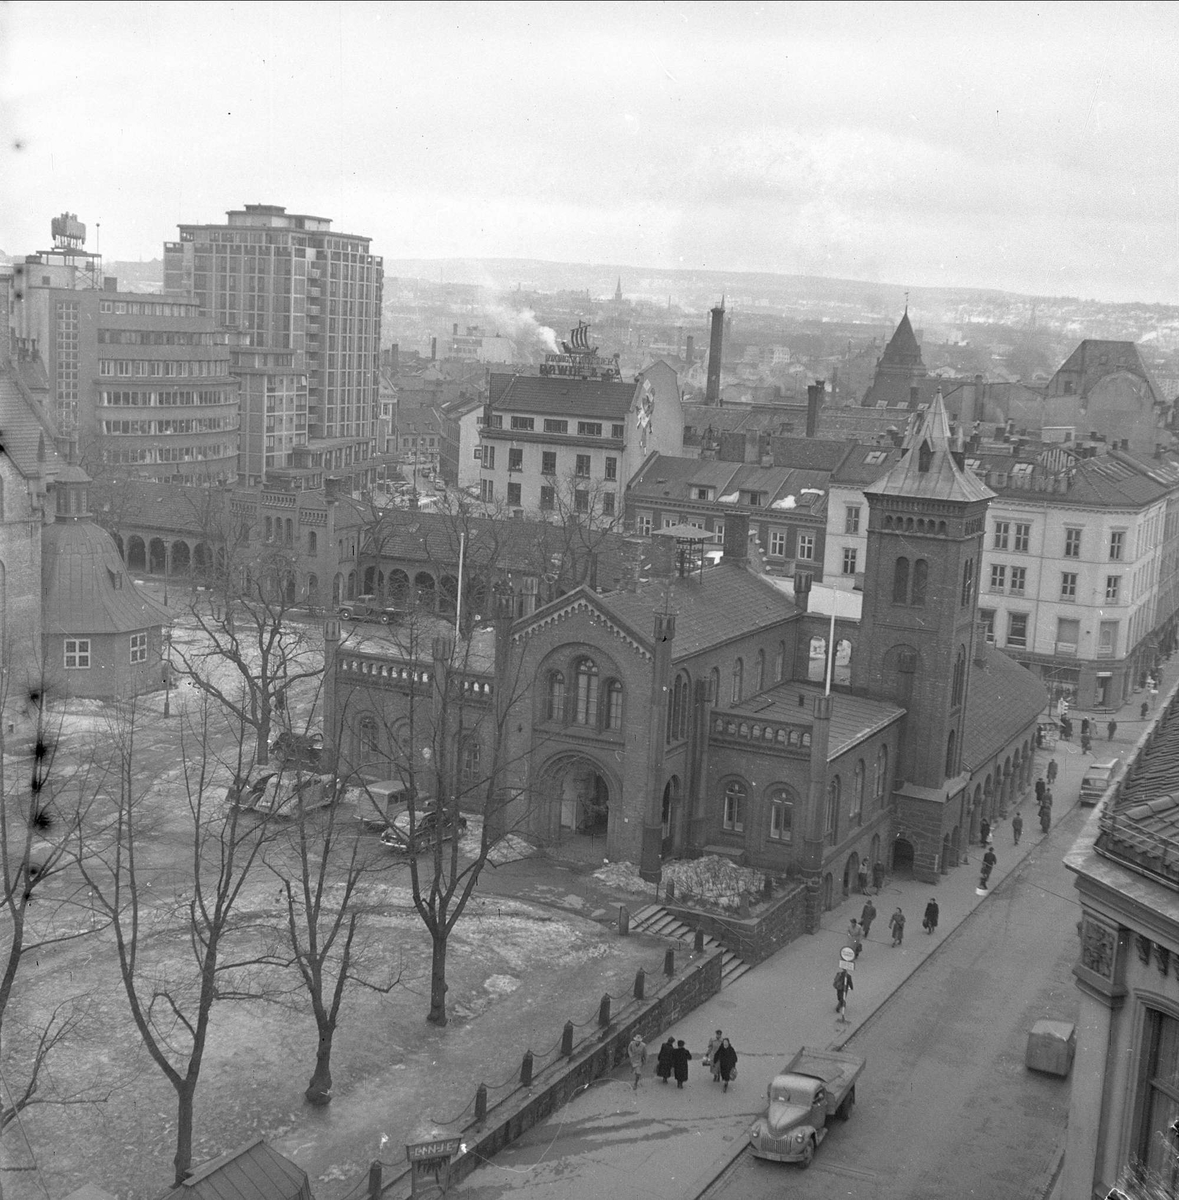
[2,1,1178,303]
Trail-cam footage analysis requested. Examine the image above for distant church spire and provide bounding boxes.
[614,277,623,302]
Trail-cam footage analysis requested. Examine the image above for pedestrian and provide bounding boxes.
[1012,810,1023,844]
[872,861,885,893]
[847,918,863,956]
[1047,759,1058,785]
[627,1033,647,1090]
[860,898,877,939]
[1061,716,1073,741]
[857,862,869,894]
[979,817,991,846]
[834,966,854,1017]
[1108,719,1118,741]
[656,1036,675,1085]
[1035,777,1046,805]
[1142,701,1151,720]
[671,1039,692,1089]
[889,907,906,947]
[979,845,997,890]
[705,1029,723,1082]
[923,897,939,934]
[1081,717,1091,737]
[1035,725,1044,749]
[1044,786,1054,810]
[1081,732,1092,754]
[715,1038,738,1092]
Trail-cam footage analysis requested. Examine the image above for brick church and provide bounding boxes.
[329,393,1046,914]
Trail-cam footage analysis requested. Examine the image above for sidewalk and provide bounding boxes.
[456,661,1177,1200]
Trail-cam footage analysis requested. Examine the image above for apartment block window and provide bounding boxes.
[1056,617,1080,656]
[637,513,652,535]
[510,415,534,431]
[482,445,495,470]
[574,488,589,513]
[602,492,615,516]
[480,479,494,502]
[978,608,996,644]
[540,485,555,511]
[990,564,1007,592]
[129,633,148,664]
[487,414,503,428]
[842,547,857,575]
[611,423,625,439]
[64,638,91,669]
[508,447,523,472]
[745,491,763,507]
[797,533,815,560]
[507,482,522,506]
[993,521,1010,550]
[1064,527,1082,558]
[574,454,591,477]
[769,530,787,557]
[541,450,557,475]
[1106,575,1121,603]
[577,421,602,437]
[768,790,793,842]
[1013,522,1030,552]
[1109,530,1125,561]
[604,456,618,481]
[1060,572,1077,600]
[723,781,746,833]
[1009,566,1026,596]
[543,418,567,434]
[1098,620,1118,658]
[1007,612,1029,649]
[1135,1008,1179,1182]
[845,505,860,534]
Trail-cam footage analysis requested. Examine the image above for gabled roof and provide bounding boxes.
[488,373,640,420]
[961,643,1049,771]
[158,1137,310,1200]
[1049,339,1166,407]
[879,310,923,368]
[864,391,994,505]
[767,437,851,472]
[829,443,905,486]
[0,362,62,481]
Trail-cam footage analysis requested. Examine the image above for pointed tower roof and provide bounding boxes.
[864,390,994,503]
[879,308,923,368]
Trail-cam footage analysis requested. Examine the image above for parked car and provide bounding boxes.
[379,804,467,853]
[1080,759,1120,806]
[338,595,402,624]
[271,730,324,770]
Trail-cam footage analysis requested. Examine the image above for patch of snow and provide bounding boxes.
[483,974,520,995]
[593,855,766,911]
[771,495,797,509]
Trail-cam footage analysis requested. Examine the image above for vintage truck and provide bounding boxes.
[749,1046,866,1168]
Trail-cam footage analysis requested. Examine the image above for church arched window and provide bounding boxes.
[911,559,928,606]
[951,646,966,708]
[892,556,909,605]
[945,728,957,777]
[574,659,599,725]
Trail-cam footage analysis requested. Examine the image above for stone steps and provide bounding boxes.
[630,904,752,987]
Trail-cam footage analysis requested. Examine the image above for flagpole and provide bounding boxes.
[825,604,836,696]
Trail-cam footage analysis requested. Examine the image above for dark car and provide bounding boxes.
[379,805,467,853]
[271,730,324,769]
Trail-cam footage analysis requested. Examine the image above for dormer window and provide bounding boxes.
[917,440,933,473]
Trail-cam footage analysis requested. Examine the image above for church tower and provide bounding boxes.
[851,392,994,792]
[862,306,929,408]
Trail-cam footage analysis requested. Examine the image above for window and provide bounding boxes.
[874,746,889,805]
[637,513,652,535]
[709,667,720,703]
[547,671,566,721]
[825,776,840,843]
[129,633,148,664]
[842,547,857,575]
[1060,572,1077,600]
[951,646,966,707]
[755,649,766,692]
[776,641,786,682]
[574,489,589,513]
[1098,620,1118,658]
[667,672,690,743]
[461,740,482,788]
[480,478,494,502]
[993,521,1010,550]
[543,418,567,433]
[944,728,956,777]
[845,506,860,534]
[990,564,1007,592]
[768,789,794,842]
[1106,575,1121,603]
[611,423,625,439]
[723,781,746,832]
[851,761,865,825]
[602,492,615,516]
[482,445,495,470]
[1007,612,1028,649]
[510,415,534,431]
[797,533,814,560]
[745,491,763,507]
[731,658,744,704]
[1109,530,1125,561]
[64,638,91,669]
[961,557,976,607]
[507,482,522,506]
[1135,1008,1179,1184]
[574,659,599,725]
[540,486,555,511]
[578,421,602,437]
[1013,522,1030,553]
[911,559,928,606]
[605,680,623,731]
[508,447,523,471]
[308,530,317,555]
[1009,566,1026,596]
[604,456,618,481]
[769,530,787,557]
[541,451,557,475]
[1056,617,1080,655]
[574,454,591,477]
[893,557,910,604]
[1064,527,1081,558]
[978,608,996,643]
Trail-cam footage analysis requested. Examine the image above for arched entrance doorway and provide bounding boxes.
[842,852,859,898]
[546,757,612,860]
[822,872,834,911]
[892,836,915,877]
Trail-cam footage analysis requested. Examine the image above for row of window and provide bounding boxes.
[98,329,216,346]
[102,417,235,435]
[989,567,1123,603]
[636,514,817,561]
[99,359,230,378]
[546,659,624,731]
[979,610,1121,656]
[102,443,235,465]
[64,634,148,668]
[480,479,616,516]
[481,445,619,482]
[490,415,626,439]
[995,521,1128,562]
[98,300,197,317]
[100,389,235,408]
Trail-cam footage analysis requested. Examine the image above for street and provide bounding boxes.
[703,805,1083,1200]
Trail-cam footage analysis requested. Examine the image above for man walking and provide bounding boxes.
[1108,719,1118,741]
[705,1030,723,1083]
[1081,731,1092,754]
[1012,810,1023,844]
[889,907,906,947]
[1047,759,1058,785]
[1035,777,1046,806]
[980,845,997,890]
[922,897,939,935]
[834,966,853,1017]
[860,897,877,941]
[979,817,991,847]
[628,1032,647,1090]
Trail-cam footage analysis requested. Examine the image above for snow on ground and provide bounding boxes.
[594,854,767,911]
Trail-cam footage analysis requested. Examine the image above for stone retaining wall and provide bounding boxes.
[665,879,809,964]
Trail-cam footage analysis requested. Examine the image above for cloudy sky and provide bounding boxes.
[2,1,1178,302]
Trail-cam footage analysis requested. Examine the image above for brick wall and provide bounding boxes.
[665,881,809,965]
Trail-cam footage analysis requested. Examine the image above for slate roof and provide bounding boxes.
[90,480,233,537]
[960,644,1049,772]
[726,680,904,760]
[595,563,796,658]
[628,455,827,513]
[345,617,498,675]
[829,443,905,486]
[0,363,61,481]
[815,406,912,442]
[879,310,923,368]
[767,437,852,471]
[158,1137,310,1200]
[1050,339,1166,407]
[488,373,640,420]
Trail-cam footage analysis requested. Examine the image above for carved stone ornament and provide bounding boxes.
[1156,943,1172,978]
[1080,916,1117,981]
[1138,933,1155,965]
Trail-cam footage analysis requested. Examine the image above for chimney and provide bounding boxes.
[649,532,677,579]
[453,323,459,336]
[621,535,647,592]
[705,300,725,404]
[722,512,750,566]
[806,379,825,438]
[430,336,437,361]
[323,476,342,504]
[793,571,811,612]
[685,334,695,363]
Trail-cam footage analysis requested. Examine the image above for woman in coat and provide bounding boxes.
[656,1036,675,1084]
[671,1039,692,1088]
[923,897,939,934]
[714,1038,738,1092]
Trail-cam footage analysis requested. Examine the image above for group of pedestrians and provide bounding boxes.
[631,1028,737,1093]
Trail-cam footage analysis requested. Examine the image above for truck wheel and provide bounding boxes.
[837,1086,856,1120]
[798,1139,815,1169]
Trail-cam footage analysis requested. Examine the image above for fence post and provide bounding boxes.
[618,905,630,936]
[598,994,611,1028]
[634,968,645,1000]
[664,947,675,976]
[665,879,675,902]
[475,1082,487,1124]
[561,1020,574,1057]
[520,1050,533,1087]
[694,928,705,953]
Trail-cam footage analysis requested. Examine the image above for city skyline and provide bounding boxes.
[3,1,1179,305]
